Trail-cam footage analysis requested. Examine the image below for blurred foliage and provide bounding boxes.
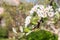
[52,1,58,10]
[0,2,33,39]
[1,2,33,27]
[0,27,8,38]
[18,3,33,13]
[38,0,50,5]
[26,30,58,40]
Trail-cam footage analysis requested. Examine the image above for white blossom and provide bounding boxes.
[12,27,17,33]
[0,7,4,14]
[33,5,40,9]
[47,21,55,25]
[19,26,23,32]
[58,8,60,12]
[39,5,44,10]
[47,12,55,17]
[37,10,47,18]
[30,5,44,15]
[3,0,20,6]
[25,16,31,27]
[29,10,34,15]
[50,24,57,31]
[58,32,60,38]
[47,6,53,11]
[1,19,6,27]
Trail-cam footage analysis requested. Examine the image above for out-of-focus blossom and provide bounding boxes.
[56,8,60,12]
[12,27,17,33]
[3,0,20,6]
[1,19,6,27]
[50,24,57,31]
[13,0,20,6]
[33,5,40,9]
[47,12,55,17]
[29,4,55,18]
[29,10,34,15]
[58,8,60,12]
[58,31,60,38]
[19,26,23,32]
[38,5,44,10]
[25,16,31,27]
[58,36,60,40]
[29,5,39,15]
[37,10,47,18]
[0,7,4,15]
[47,6,53,11]
[47,20,55,25]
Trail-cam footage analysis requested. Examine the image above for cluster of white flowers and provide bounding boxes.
[24,4,60,36]
[30,5,55,18]
[25,4,60,28]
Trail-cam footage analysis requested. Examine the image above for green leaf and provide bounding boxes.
[24,28,30,33]
[31,16,39,25]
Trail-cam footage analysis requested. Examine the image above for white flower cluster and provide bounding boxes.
[30,5,55,18]
[25,4,60,28]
